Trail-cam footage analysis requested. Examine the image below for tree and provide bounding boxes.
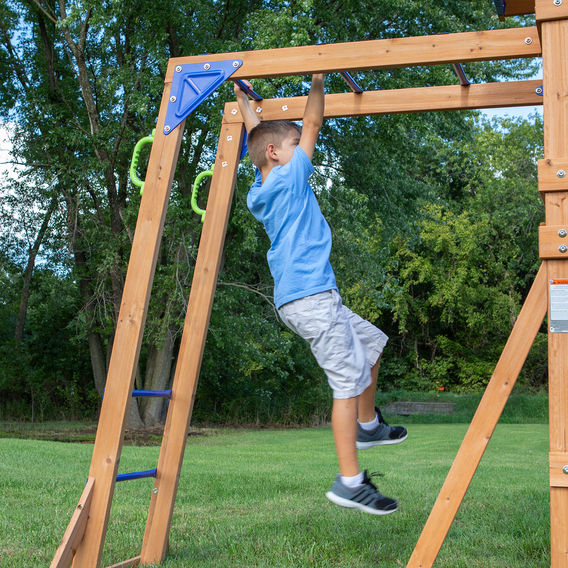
[0,1,542,423]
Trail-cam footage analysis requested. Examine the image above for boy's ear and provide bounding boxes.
[266,143,277,161]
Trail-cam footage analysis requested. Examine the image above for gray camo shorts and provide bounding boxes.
[278,289,388,399]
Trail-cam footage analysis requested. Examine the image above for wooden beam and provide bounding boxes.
[70,84,186,568]
[536,0,568,22]
[541,16,568,568]
[224,80,543,122]
[140,120,245,565]
[50,478,94,568]
[166,27,541,81]
[407,264,547,567]
[538,158,568,192]
[505,0,535,16]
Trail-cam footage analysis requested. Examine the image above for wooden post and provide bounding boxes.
[50,478,95,568]
[70,81,186,568]
[537,1,568,564]
[406,264,547,567]
[140,119,245,565]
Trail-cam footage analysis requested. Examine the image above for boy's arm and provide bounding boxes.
[234,80,260,133]
[299,74,325,161]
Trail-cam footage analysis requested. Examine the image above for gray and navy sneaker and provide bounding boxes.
[326,470,398,515]
[356,407,408,449]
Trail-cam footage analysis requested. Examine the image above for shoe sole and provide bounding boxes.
[356,432,408,450]
[325,491,398,515]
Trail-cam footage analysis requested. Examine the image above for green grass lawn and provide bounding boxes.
[0,424,549,567]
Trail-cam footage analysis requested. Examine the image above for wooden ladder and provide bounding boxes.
[50,63,245,567]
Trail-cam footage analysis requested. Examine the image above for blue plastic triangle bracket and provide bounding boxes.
[163,59,243,135]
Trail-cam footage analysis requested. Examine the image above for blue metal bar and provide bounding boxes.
[339,72,363,93]
[116,468,157,482]
[234,79,263,101]
[452,63,470,87]
[131,389,172,398]
[493,0,506,18]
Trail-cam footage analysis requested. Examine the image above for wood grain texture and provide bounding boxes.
[166,27,541,81]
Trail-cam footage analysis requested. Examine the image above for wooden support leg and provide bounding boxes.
[139,120,245,565]
[51,478,95,568]
[407,264,547,567]
[540,14,568,568]
[69,86,186,568]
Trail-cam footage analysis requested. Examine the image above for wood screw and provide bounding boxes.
[557,169,567,178]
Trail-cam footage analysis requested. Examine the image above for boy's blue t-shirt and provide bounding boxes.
[247,146,337,308]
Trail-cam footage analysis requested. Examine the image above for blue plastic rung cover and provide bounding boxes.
[164,59,243,134]
[116,468,158,482]
[132,389,172,398]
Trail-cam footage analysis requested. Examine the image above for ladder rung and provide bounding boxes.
[116,468,157,482]
[131,389,172,398]
[234,79,263,101]
[452,63,470,86]
[340,71,363,93]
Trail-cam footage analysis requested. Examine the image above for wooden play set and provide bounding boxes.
[50,1,568,566]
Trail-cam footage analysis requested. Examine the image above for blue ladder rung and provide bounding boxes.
[132,389,172,398]
[452,63,470,87]
[340,72,364,93]
[234,79,263,101]
[116,468,157,482]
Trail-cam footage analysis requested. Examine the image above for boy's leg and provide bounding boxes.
[328,394,398,515]
[332,396,359,476]
[357,357,380,423]
[356,356,408,449]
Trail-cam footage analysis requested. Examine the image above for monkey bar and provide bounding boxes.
[52,2,568,566]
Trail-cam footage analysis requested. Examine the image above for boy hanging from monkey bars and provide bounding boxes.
[235,75,407,515]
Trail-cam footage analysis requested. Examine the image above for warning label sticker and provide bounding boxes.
[550,280,568,333]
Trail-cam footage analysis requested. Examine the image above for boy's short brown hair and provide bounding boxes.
[247,120,301,168]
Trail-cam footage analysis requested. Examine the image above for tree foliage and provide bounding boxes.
[0,1,545,423]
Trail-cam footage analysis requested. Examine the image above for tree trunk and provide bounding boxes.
[142,328,176,426]
[14,196,57,343]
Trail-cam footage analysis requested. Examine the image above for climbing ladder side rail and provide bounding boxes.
[68,83,187,568]
[140,119,245,565]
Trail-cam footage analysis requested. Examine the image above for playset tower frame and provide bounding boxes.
[50,1,568,566]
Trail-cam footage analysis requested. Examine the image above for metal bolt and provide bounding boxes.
[204,63,211,70]
[559,244,568,253]
[536,86,544,96]
[164,125,171,133]
[557,169,567,178]
[175,65,182,73]
[563,465,568,474]
[256,107,263,114]
[153,488,159,494]
[169,96,176,103]
[227,135,233,141]
[525,37,533,45]
[282,105,288,111]
[233,60,240,68]
[222,161,228,168]
[554,0,563,6]
[231,108,238,115]
[559,229,567,238]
